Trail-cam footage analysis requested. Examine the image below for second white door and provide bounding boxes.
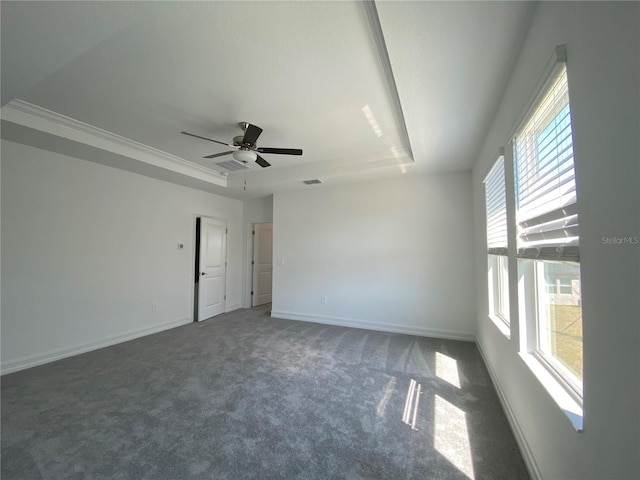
[252,222,273,306]
[198,217,227,321]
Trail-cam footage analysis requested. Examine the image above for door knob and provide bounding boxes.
[201,272,206,276]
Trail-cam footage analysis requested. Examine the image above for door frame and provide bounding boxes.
[243,219,272,308]
[192,214,228,322]
[251,222,273,307]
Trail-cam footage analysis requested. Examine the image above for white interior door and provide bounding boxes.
[252,222,273,306]
[198,217,226,321]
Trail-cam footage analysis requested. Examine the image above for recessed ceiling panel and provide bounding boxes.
[376,1,535,172]
[2,1,534,199]
[10,2,410,178]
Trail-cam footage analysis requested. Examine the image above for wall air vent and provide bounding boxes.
[303,179,323,185]
[215,159,251,172]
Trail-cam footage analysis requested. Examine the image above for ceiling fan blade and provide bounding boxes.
[242,124,263,146]
[255,155,271,168]
[181,131,236,148]
[203,151,234,159]
[257,147,303,156]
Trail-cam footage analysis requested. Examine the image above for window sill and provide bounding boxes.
[519,352,583,431]
[488,314,511,339]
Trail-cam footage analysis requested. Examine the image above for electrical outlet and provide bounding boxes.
[152,303,159,311]
[321,296,327,304]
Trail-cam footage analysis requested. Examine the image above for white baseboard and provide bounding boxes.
[476,341,542,480]
[1,317,192,375]
[270,310,475,342]
[225,303,241,313]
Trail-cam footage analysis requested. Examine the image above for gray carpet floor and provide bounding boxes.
[2,306,529,479]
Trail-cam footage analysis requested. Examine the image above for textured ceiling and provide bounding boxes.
[1,1,534,200]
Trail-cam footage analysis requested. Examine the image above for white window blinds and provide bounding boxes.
[484,155,508,255]
[513,61,579,262]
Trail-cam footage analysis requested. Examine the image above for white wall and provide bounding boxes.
[243,195,273,225]
[1,139,244,373]
[272,173,475,340]
[471,3,639,479]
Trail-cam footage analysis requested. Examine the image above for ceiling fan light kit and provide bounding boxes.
[232,150,257,163]
[181,122,303,170]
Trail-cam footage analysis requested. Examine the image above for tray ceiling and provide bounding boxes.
[1,1,534,199]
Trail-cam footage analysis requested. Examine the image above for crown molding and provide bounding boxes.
[1,99,227,187]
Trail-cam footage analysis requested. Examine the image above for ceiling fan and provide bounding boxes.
[181,122,303,168]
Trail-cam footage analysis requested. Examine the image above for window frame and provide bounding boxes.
[517,258,584,430]
[510,45,584,426]
[533,260,583,403]
[488,254,510,325]
[484,152,511,333]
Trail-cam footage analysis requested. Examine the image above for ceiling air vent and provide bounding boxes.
[215,159,251,172]
[303,179,322,185]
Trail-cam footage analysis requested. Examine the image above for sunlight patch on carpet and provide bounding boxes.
[376,376,396,417]
[402,379,421,430]
[436,352,461,388]
[434,394,474,479]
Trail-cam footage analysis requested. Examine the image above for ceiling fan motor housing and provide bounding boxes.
[181,121,301,169]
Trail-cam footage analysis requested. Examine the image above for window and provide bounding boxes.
[514,51,583,401]
[484,154,510,329]
[536,262,582,387]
